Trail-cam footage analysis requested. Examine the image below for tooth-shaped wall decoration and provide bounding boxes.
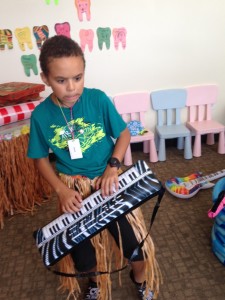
[112,27,127,50]
[54,22,71,38]
[79,29,94,52]
[15,27,33,51]
[74,0,91,22]
[96,27,111,50]
[33,25,49,49]
[21,54,38,76]
[0,29,13,51]
[45,0,59,5]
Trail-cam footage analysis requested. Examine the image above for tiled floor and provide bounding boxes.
[1,143,225,300]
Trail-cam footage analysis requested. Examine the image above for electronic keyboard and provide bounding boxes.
[33,160,164,267]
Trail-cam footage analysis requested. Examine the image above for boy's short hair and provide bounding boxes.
[39,35,85,76]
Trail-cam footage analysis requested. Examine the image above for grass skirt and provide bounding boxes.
[57,173,162,300]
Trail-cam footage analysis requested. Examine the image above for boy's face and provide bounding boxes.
[41,55,85,107]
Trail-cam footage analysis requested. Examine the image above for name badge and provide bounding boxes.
[68,139,83,159]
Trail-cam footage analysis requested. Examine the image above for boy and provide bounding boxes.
[28,35,160,300]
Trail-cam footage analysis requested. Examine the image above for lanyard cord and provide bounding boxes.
[56,97,75,139]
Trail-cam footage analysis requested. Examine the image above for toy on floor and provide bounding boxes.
[165,170,225,199]
[208,191,225,218]
[210,178,225,265]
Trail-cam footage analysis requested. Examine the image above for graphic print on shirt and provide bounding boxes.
[49,117,105,151]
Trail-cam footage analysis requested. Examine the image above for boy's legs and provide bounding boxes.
[70,214,146,278]
[70,239,97,274]
[70,238,99,299]
[107,215,154,300]
[107,215,146,281]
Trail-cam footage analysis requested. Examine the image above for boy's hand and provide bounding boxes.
[57,186,83,213]
[96,165,119,197]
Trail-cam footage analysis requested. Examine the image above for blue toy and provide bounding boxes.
[211,177,225,265]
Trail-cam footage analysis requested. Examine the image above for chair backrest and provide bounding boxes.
[113,92,149,125]
[186,84,218,122]
[150,89,187,126]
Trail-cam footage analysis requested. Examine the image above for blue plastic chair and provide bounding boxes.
[150,89,192,161]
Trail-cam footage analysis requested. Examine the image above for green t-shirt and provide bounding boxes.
[27,88,126,179]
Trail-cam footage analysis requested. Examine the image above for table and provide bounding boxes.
[0,120,52,229]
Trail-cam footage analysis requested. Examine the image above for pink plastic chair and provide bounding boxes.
[113,92,158,166]
[185,84,225,157]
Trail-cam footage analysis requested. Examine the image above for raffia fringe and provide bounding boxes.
[57,173,162,299]
[126,209,162,298]
[0,134,52,228]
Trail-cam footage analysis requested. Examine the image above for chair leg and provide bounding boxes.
[158,138,166,161]
[143,141,149,153]
[193,134,201,157]
[218,131,225,154]
[123,144,133,166]
[154,133,159,151]
[206,133,215,145]
[177,137,184,150]
[184,136,192,159]
[149,140,158,163]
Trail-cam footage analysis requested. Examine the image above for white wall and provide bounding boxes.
[1,0,225,129]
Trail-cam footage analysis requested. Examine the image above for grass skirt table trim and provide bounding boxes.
[0,134,52,228]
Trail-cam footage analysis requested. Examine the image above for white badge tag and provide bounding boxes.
[68,139,83,159]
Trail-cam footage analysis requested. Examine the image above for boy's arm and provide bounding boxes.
[111,127,131,163]
[96,127,131,196]
[34,157,82,213]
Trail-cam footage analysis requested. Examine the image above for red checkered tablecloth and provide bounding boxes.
[0,99,43,126]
